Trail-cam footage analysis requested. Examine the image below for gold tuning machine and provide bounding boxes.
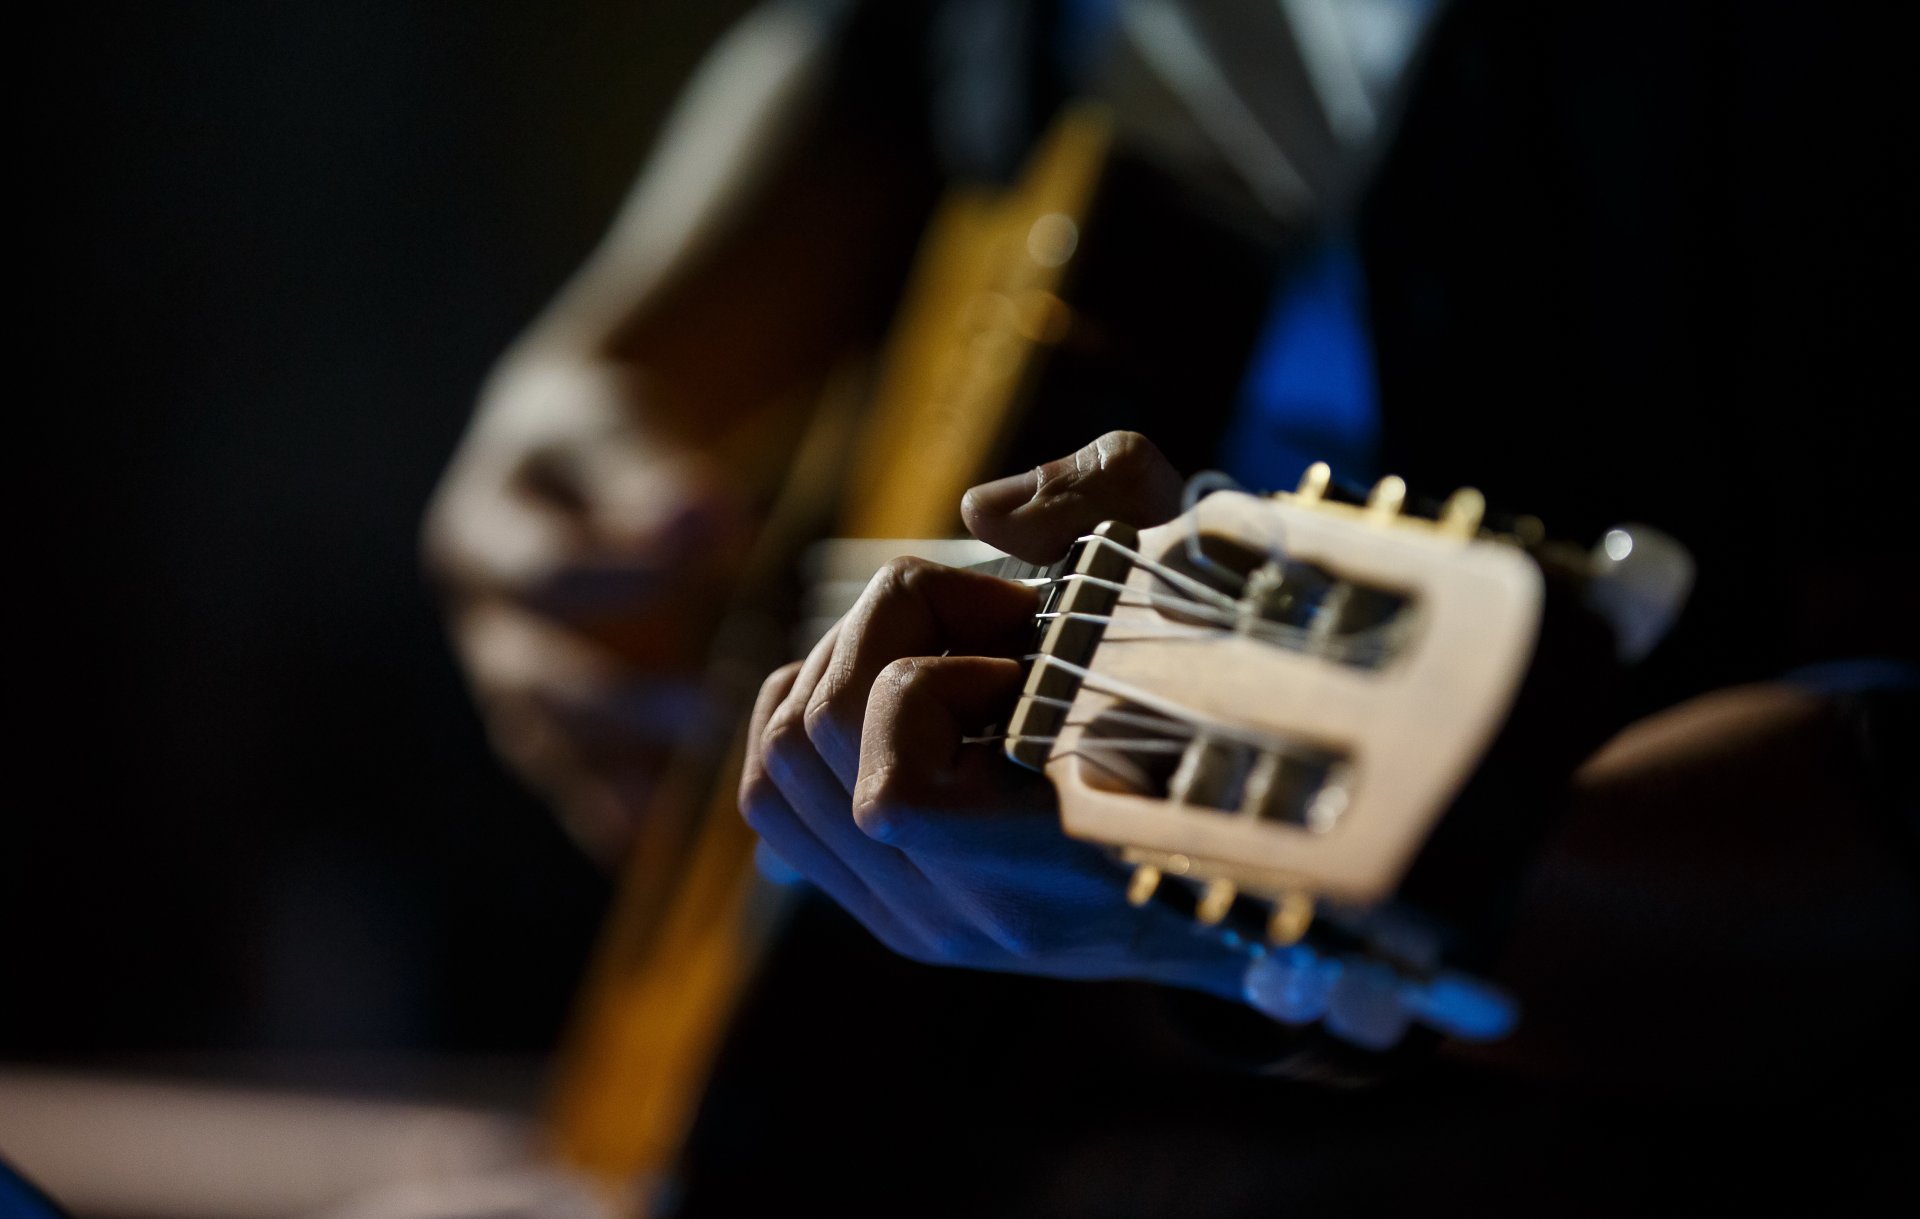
[1267,891,1315,946]
[1294,461,1332,503]
[1190,879,1236,925]
[1365,474,1407,520]
[1439,486,1486,538]
[1126,864,1164,907]
[1196,879,1238,925]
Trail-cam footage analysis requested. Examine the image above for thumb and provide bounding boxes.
[960,431,1185,564]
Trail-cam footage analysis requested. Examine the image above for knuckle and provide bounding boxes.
[754,666,798,713]
[874,554,936,599]
[760,707,812,772]
[421,491,492,592]
[850,781,905,844]
[768,659,806,688]
[874,654,923,692]
[850,798,893,844]
[1095,429,1156,473]
[737,777,781,832]
[801,696,855,761]
[1034,454,1076,498]
[1041,432,1162,499]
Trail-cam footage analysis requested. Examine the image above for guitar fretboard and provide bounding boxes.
[797,537,1063,650]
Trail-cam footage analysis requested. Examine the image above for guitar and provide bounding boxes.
[544,102,1276,1207]
[541,88,1681,1205]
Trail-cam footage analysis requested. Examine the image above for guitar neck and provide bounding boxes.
[542,106,1121,1204]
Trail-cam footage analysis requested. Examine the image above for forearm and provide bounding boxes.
[1485,680,1919,1091]
[511,2,935,448]
[519,2,836,361]
[425,5,935,859]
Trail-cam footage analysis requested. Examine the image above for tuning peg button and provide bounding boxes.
[1585,522,1694,663]
[1365,475,1407,519]
[1267,892,1315,945]
[1439,487,1486,538]
[1295,461,1332,502]
[1197,878,1237,925]
[1125,864,1163,907]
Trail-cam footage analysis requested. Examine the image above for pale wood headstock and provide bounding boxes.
[1007,466,1545,943]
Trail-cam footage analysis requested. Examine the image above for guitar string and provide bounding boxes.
[1034,604,1394,662]
[958,533,1352,759]
[960,734,1190,754]
[1034,609,1230,641]
[961,704,1196,747]
[1045,743,1180,787]
[1020,652,1297,755]
[1026,532,1402,657]
[963,527,1390,763]
[1033,572,1243,625]
[1068,532,1244,610]
[1008,693,1196,737]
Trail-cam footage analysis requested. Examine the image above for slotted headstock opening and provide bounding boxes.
[1152,533,1416,670]
[1075,702,1353,834]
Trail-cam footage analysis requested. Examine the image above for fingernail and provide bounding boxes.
[963,468,1038,518]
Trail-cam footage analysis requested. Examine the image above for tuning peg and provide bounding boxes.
[1439,487,1485,538]
[1126,864,1164,907]
[1585,522,1694,663]
[1267,891,1315,946]
[1196,878,1237,925]
[1294,461,1332,503]
[1365,475,1407,520]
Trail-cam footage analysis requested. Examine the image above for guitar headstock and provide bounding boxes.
[1006,464,1544,947]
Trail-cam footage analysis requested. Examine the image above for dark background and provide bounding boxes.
[16,2,748,1065]
[12,0,1914,1081]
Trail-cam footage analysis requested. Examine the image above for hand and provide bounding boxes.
[739,432,1246,994]
[421,0,931,866]
[425,355,756,863]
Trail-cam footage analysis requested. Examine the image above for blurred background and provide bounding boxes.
[12,3,746,1213]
